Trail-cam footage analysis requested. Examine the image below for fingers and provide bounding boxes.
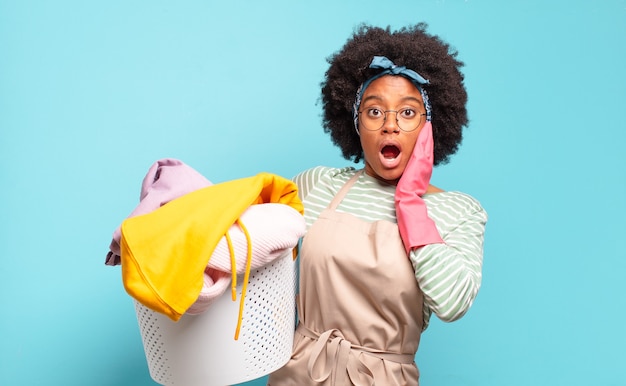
[399,122,434,194]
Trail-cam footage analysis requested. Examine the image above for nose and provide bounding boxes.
[381,111,400,133]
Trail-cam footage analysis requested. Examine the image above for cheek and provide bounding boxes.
[402,132,420,156]
[359,134,378,158]
[404,141,417,158]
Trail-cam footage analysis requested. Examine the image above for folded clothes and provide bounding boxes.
[107,158,305,326]
[186,203,305,314]
[106,158,211,266]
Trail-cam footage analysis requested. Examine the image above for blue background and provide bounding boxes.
[1,1,625,385]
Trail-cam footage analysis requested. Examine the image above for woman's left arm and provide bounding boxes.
[410,196,488,323]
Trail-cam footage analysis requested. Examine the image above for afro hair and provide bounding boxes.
[320,23,468,166]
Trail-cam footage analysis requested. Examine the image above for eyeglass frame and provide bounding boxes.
[357,108,427,132]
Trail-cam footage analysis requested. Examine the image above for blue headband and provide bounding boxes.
[352,56,432,133]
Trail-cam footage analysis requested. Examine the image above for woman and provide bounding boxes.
[268,23,487,385]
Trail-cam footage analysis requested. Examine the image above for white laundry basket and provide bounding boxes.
[133,249,297,386]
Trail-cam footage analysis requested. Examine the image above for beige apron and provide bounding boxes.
[268,171,424,385]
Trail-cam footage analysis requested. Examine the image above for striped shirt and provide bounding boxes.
[293,166,488,330]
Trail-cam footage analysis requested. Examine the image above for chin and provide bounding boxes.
[373,170,402,185]
[365,162,403,185]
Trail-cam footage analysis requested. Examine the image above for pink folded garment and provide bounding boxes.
[188,268,231,313]
[106,158,211,266]
[186,203,306,314]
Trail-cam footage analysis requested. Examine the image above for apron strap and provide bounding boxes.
[327,169,364,211]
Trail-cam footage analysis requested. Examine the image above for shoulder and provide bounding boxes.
[424,191,488,222]
[293,166,357,200]
[293,165,357,183]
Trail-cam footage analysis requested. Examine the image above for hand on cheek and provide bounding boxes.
[394,122,444,254]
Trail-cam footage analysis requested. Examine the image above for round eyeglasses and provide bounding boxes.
[358,108,426,132]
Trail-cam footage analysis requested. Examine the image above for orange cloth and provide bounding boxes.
[120,172,303,321]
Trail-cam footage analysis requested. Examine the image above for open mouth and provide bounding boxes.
[381,145,400,159]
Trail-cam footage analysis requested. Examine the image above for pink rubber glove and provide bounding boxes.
[395,122,444,254]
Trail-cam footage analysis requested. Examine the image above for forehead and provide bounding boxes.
[361,75,423,104]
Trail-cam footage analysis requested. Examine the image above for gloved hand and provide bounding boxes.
[395,122,444,254]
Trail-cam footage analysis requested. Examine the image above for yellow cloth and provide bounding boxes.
[120,172,303,321]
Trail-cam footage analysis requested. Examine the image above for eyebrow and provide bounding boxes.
[361,95,423,105]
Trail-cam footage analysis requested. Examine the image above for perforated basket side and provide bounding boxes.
[134,250,296,386]
[240,252,297,378]
[134,302,175,385]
